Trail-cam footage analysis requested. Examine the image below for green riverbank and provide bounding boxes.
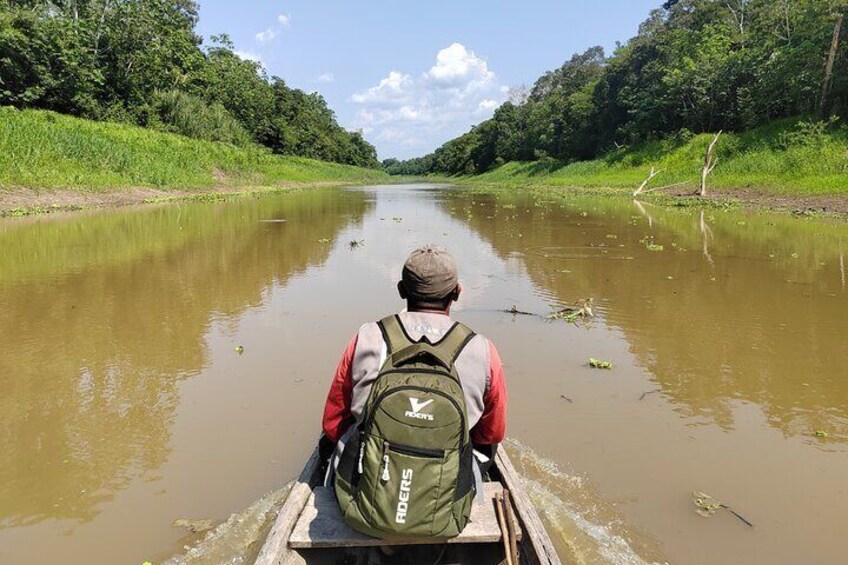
[439,120,848,217]
[0,107,387,215]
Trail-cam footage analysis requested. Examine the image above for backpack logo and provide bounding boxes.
[405,398,434,421]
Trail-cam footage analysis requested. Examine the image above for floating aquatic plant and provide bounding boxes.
[692,491,754,527]
[588,358,612,370]
[548,298,594,324]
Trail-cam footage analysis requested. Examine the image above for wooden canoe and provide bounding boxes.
[254,442,561,565]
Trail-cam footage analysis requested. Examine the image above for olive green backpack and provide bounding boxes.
[334,315,477,539]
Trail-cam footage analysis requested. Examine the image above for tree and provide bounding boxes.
[0,3,379,166]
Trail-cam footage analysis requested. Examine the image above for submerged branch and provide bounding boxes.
[639,389,661,401]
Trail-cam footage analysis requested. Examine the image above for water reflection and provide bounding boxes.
[444,189,848,441]
[0,189,370,527]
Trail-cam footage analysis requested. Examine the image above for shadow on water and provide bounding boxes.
[0,189,370,528]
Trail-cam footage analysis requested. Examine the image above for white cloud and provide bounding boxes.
[351,43,506,159]
[255,13,291,44]
[351,71,414,104]
[255,28,276,43]
[478,99,499,110]
[424,43,494,91]
[317,73,335,83]
[234,50,262,64]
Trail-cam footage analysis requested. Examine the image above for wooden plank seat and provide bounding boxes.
[289,483,522,549]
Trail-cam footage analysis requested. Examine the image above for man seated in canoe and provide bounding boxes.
[322,245,507,539]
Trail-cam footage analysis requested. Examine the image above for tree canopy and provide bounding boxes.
[0,0,379,167]
[391,0,848,175]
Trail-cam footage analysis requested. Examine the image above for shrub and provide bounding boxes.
[149,90,253,146]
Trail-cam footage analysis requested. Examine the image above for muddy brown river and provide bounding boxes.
[1,184,847,565]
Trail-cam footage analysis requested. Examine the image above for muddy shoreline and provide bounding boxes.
[2,181,847,220]
[679,187,848,218]
[0,182,344,217]
[457,179,848,220]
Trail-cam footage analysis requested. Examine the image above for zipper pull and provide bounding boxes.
[381,441,390,483]
[357,441,365,475]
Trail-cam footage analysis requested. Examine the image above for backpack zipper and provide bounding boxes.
[380,441,444,484]
[380,441,390,482]
[374,367,462,385]
[388,441,445,458]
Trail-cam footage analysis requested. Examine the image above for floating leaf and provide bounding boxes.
[692,492,721,517]
[317,238,331,244]
[588,358,612,370]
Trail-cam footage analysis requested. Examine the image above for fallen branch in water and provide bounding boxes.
[721,504,755,528]
[548,298,594,324]
[560,395,573,403]
[503,305,536,316]
[639,389,661,401]
[692,491,754,528]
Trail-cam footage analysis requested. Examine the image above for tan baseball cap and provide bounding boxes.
[401,245,459,300]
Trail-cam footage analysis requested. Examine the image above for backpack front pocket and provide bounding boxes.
[368,440,446,537]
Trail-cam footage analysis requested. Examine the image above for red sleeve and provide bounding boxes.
[322,333,358,443]
[471,341,507,445]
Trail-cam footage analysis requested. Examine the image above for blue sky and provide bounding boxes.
[195,1,661,160]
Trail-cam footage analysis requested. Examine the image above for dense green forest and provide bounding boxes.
[385,0,848,176]
[0,0,379,168]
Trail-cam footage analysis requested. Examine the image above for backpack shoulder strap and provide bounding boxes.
[378,315,476,366]
[377,315,414,355]
[432,322,476,366]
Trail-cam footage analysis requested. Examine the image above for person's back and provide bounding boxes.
[322,246,507,539]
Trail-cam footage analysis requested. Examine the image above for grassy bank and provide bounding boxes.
[0,107,386,198]
[468,119,848,198]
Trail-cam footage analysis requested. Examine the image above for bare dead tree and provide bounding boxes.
[634,166,663,196]
[699,132,722,197]
[770,0,795,45]
[93,0,114,54]
[507,85,530,106]
[724,0,748,37]
[820,11,846,117]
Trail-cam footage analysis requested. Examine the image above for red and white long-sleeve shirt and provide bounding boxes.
[322,311,507,445]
